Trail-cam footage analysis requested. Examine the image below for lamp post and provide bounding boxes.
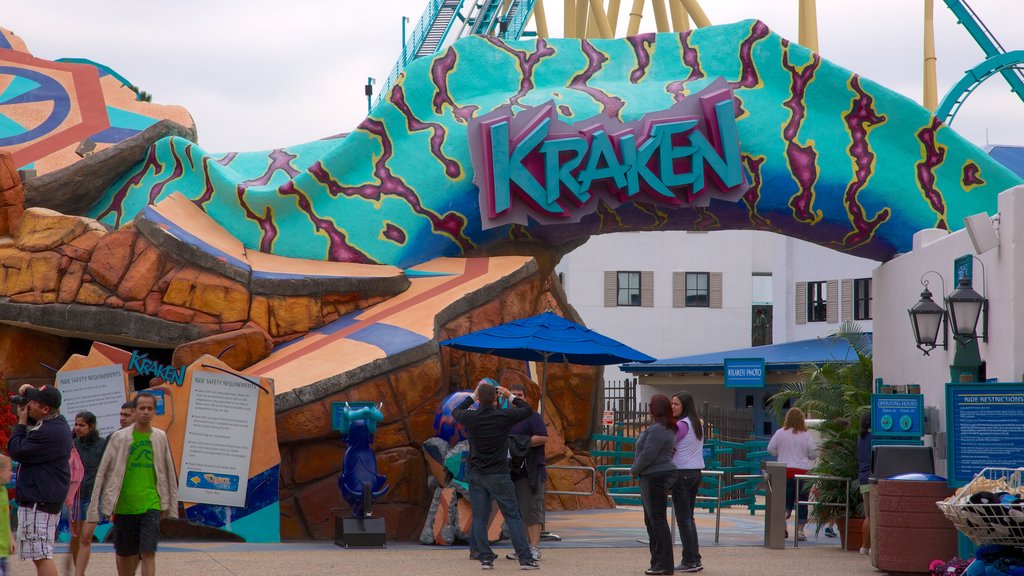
[365,77,375,113]
[402,16,410,64]
[908,267,988,383]
[946,277,987,383]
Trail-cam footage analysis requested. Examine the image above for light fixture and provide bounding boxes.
[908,272,947,356]
[946,277,988,344]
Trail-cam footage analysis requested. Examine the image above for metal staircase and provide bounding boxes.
[373,0,538,107]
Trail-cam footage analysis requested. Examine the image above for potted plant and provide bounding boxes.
[769,322,873,550]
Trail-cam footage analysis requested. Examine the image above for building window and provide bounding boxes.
[617,271,641,306]
[854,278,872,320]
[807,281,827,322]
[686,272,710,307]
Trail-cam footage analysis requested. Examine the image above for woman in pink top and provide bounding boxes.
[670,392,705,573]
[767,407,818,541]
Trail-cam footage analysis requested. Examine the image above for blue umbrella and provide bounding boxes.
[439,312,656,413]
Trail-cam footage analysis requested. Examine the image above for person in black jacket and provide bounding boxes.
[453,378,538,570]
[7,384,72,576]
[507,383,547,562]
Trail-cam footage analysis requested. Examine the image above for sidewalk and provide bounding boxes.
[18,507,877,576]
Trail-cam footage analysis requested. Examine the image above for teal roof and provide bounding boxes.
[621,333,871,373]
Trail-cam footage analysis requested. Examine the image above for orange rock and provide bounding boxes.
[276,402,332,444]
[86,228,135,289]
[161,267,199,307]
[75,282,111,306]
[28,251,60,293]
[289,441,344,485]
[58,229,104,261]
[372,421,410,451]
[9,291,43,304]
[0,152,19,191]
[57,260,84,303]
[405,395,443,446]
[389,358,443,415]
[171,323,274,371]
[124,301,145,313]
[0,324,69,381]
[0,204,23,238]
[375,447,426,504]
[13,208,88,252]
[144,291,163,315]
[293,474,344,540]
[116,244,164,301]
[105,295,125,308]
[156,304,195,323]
[249,295,269,333]
[278,497,310,540]
[266,296,323,337]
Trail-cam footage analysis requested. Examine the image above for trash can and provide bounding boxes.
[871,473,957,574]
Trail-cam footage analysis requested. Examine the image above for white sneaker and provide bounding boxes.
[859,547,870,555]
[530,547,541,561]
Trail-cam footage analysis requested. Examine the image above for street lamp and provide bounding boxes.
[365,77,375,113]
[908,274,947,356]
[946,278,988,344]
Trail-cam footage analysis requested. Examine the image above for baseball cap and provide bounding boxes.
[25,385,61,409]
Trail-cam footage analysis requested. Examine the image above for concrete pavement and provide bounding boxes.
[14,507,879,575]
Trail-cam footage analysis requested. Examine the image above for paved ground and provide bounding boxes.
[10,507,877,575]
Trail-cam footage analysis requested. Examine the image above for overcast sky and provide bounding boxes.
[4,0,1022,152]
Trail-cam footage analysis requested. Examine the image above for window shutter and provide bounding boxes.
[827,279,839,323]
[604,271,617,307]
[709,272,723,309]
[672,272,686,308]
[641,271,654,307]
[841,278,853,322]
[795,282,807,325]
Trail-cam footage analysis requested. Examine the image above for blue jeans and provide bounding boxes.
[786,477,809,523]
[640,469,676,572]
[671,469,702,565]
[468,471,532,565]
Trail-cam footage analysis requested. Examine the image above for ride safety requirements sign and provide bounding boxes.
[57,364,127,438]
[178,370,259,507]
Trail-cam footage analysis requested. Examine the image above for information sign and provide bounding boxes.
[178,370,259,507]
[724,358,765,388]
[871,394,924,439]
[57,364,127,437]
[945,382,1024,487]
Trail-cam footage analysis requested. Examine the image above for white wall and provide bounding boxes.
[873,185,1024,465]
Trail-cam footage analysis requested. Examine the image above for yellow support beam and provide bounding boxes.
[923,0,938,110]
[798,0,819,52]
[669,0,690,32]
[652,0,670,32]
[590,0,614,38]
[534,0,550,38]
[679,0,710,27]
[564,0,576,38]
[576,0,590,37]
[608,0,623,36]
[626,0,646,36]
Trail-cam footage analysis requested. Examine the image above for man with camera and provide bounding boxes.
[453,378,539,570]
[7,385,73,576]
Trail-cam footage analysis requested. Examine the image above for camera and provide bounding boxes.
[10,395,27,406]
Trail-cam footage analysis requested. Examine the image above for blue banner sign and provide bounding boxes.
[149,389,166,416]
[945,382,1024,487]
[871,394,924,438]
[724,358,765,388]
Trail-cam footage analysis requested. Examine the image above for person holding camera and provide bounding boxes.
[6,384,73,576]
[453,378,538,570]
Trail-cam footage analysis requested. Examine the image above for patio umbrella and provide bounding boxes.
[439,312,656,413]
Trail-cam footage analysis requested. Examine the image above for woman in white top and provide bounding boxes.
[670,392,705,573]
[767,407,818,541]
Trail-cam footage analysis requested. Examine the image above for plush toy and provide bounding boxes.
[931,557,974,576]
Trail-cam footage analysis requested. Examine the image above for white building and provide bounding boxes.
[873,184,1024,477]
[555,229,879,388]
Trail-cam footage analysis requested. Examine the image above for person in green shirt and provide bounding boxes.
[86,393,177,576]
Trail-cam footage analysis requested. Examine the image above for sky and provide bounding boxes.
[4,0,1022,153]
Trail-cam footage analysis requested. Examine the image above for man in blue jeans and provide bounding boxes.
[453,379,539,571]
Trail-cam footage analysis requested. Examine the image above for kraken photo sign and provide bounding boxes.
[177,370,259,507]
[470,79,748,230]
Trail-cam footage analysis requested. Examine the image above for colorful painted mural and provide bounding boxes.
[0,27,194,177]
[71,20,1022,269]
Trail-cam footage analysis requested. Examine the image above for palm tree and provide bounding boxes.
[769,321,873,521]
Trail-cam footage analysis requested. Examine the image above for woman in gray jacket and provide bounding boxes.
[631,394,678,575]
